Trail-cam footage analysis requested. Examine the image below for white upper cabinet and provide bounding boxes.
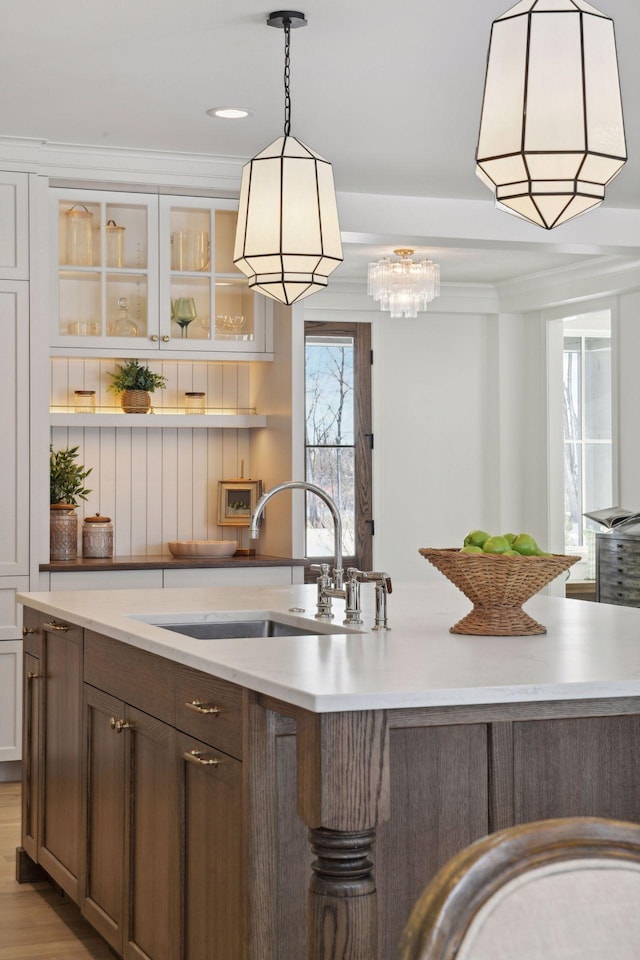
[50,189,272,359]
[0,172,29,280]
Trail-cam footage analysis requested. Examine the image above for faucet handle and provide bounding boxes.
[310,562,330,579]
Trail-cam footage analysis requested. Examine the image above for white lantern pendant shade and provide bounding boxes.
[233,11,343,306]
[234,134,343,305]
[476,0,627,229]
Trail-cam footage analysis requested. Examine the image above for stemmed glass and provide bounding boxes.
[172,297,197,338]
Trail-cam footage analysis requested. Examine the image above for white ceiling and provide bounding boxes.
[1,0,638,285]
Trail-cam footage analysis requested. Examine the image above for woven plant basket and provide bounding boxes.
[419,547,580,636]
[120,389,151,414]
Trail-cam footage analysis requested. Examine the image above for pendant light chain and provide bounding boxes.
[283,19,291,136]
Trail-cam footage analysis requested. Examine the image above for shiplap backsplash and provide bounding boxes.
[51,358,256,555]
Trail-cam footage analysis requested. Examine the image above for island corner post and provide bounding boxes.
[296,708,391,960]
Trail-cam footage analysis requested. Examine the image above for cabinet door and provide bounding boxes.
[124,706,181,960]
[50,188,159,351]
[177,732,243,960]
[0,172,28,279]
[38,619,84,901]
[0,283,29,576]
[82,685,127,953]
[159,196,268,354]
[21,652,40,861]
[0,639,22,762]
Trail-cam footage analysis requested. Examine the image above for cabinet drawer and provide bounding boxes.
[175,666,243,760]
[84,630,175,726]
[598,584,640,606]
[598,540,640,565]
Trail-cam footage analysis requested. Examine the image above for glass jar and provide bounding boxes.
[74,390,96,413]
[106,219,125,267]
[65,204,94,266]
[184,391,205,414]
[82,513,114,558]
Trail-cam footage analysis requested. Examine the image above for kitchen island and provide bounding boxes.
[17,581,640,960]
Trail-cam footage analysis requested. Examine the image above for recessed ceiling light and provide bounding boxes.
[207,107,252,120]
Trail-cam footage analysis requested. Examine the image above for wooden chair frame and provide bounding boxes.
[399,817,640,960]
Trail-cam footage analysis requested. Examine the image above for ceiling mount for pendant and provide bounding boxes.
[267,10,307,29]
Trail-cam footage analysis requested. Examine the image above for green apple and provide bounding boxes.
[482,535,510,554]
[503,533,516,545]
[464,530,490,548]
[512,533,540,556]
[460,545,484,554]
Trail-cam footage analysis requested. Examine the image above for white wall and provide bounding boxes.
[305,261,640,584]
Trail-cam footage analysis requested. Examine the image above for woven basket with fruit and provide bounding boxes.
[420,531,579,636]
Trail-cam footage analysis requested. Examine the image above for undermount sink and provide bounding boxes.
[129,611,359,640]
[157,618,322,639]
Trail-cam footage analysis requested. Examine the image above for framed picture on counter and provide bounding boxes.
[218,479,263,527]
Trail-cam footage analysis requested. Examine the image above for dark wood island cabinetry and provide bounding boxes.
[16,584,640,960]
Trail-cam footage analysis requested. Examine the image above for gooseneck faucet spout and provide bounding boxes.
[250,480,343,590]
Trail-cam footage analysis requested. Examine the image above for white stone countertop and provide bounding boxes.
[17,581,640,713]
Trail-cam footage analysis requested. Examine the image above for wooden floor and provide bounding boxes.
[0,781,114,959]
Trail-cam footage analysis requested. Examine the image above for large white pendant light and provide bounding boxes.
[233,11,343,306]
[476,0,627,230]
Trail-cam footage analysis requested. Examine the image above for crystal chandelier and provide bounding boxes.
[233,11,343,306]
[367,249,440,319]
[476,0,627,230]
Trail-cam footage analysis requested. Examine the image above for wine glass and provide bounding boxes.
[172,297,197,338]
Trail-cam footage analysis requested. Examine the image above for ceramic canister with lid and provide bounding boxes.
[82,513,113,558]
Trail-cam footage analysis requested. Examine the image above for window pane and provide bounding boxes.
[584,443,612,514]
[584,337,611,440]
[564,442,582,548]
[563,339,582,441]
[306,447,355,556]
[305,339,354,446]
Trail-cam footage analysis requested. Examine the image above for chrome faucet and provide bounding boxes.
[249,480,345,620]
[250,481,392,628]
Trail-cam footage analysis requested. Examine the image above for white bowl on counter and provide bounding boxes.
[167,540,237,558]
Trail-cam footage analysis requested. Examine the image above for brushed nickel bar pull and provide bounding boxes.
[184,699,221,716]
[43,621,70,632]
[184,750,220,767]
[27,672,42,680]
[22,626,36,636]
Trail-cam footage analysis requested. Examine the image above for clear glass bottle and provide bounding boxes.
[110,296,138,337]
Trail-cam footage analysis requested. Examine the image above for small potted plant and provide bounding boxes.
[50,445,92,560]
[107,358,168,413]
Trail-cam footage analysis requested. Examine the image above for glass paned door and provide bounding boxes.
[304,322,372,570]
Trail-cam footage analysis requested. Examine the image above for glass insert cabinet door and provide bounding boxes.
[158,196,265,353]
[50,190,267,354]
[51,188,158,349]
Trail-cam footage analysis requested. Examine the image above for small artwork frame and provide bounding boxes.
[218,479,263,527]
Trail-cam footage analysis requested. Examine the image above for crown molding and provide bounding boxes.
[0,136,246,193]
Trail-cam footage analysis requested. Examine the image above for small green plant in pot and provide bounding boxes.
[107,359,168,414]
[50,445,92,506]
[49,446,93,560]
